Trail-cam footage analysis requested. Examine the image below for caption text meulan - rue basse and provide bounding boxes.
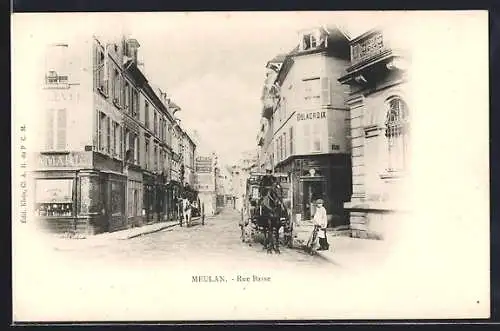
[192,275,271,283]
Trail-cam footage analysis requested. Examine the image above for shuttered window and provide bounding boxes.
[303,78,320,105]
[45,109,67,151]
[289,126,294,155]
[106,117,111,154]
[56,109,66,150]
[45,109,54,150]
[320,77,331,105]
[98,111,106,152]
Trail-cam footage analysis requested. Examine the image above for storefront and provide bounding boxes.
[275,154,351,227]
[32,151,127,235]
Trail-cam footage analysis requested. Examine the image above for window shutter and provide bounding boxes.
[46,109,54,150]
[321,77,331,106]
[321,77,331,105]
[56,109,66,150]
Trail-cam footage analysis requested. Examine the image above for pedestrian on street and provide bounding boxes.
[313,199,329,251]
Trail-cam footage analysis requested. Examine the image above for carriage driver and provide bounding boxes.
[260,166,277,197]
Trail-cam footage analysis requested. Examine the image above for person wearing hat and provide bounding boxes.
[260,166,276,197]
[313,198,329,251]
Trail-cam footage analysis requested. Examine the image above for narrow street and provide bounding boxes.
[50,207,336,272]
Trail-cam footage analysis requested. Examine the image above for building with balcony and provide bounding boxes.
[338,28,411,239]
[30,34,196,235]
[257,26,353,226]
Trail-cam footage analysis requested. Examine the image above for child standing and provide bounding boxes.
[313,199,329,251]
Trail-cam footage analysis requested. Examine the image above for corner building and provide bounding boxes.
[30,35,194,235]
[338,29,412,239]
[259,26,353,225]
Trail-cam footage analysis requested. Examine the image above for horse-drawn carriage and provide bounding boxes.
[179,185,205,227]
[240,172,293,254]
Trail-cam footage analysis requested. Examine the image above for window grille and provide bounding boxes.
[385,97,410,172]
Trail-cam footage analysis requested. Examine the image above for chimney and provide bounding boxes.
[125,38,140,64]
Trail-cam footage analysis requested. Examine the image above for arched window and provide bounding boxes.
[385,97,410,172]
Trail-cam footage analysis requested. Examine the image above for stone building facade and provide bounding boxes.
[257,26,352,226]
[31,34,196,235]
[338,28,412,239]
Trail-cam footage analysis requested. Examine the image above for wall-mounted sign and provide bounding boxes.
[351,32,384,64]
[195,156,213,173]
[47,90,80,103]
[36,152,92,168]
[297,111,326,121]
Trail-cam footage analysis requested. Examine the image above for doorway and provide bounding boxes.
[301,179,326,220]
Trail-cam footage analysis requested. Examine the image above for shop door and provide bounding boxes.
[302,179,326,220]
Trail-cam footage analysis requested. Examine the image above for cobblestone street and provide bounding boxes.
[49,208,337,272]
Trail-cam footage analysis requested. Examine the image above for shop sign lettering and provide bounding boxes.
[48,90,80,103]
[37,152,92,168]
[351,32,384,64]
[297,111,326,121]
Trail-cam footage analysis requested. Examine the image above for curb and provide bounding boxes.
[124,222,179,239]
[124,216,204,239]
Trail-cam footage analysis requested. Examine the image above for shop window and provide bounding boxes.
[34,178,74,217]
[385,97,410,172]
[111,181,124,216]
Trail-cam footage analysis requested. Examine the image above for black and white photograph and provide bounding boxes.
[12,11,490,322]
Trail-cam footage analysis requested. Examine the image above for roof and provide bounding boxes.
[168,100,181,110]
[267,53,287,65]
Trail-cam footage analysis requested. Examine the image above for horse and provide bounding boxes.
[181,198,192,227]
[255,186,288,254]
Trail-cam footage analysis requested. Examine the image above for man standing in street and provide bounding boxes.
[313,199,330,251]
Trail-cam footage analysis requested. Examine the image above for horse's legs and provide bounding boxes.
[274,224,281,254]
[267,219,274,254]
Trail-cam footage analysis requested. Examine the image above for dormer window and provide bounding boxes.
[300,29,324,51]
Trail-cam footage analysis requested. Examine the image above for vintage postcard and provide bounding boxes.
[11,11,490,322]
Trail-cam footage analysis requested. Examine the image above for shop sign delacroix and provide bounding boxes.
[296,111,326,121]
[36,152,92,168]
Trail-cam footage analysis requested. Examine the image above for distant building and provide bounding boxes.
[194,152,218,215]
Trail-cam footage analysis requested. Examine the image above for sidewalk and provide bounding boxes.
[47,216,208,250]
[293,220,390,269]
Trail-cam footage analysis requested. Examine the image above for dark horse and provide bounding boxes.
[256,186,288,254]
